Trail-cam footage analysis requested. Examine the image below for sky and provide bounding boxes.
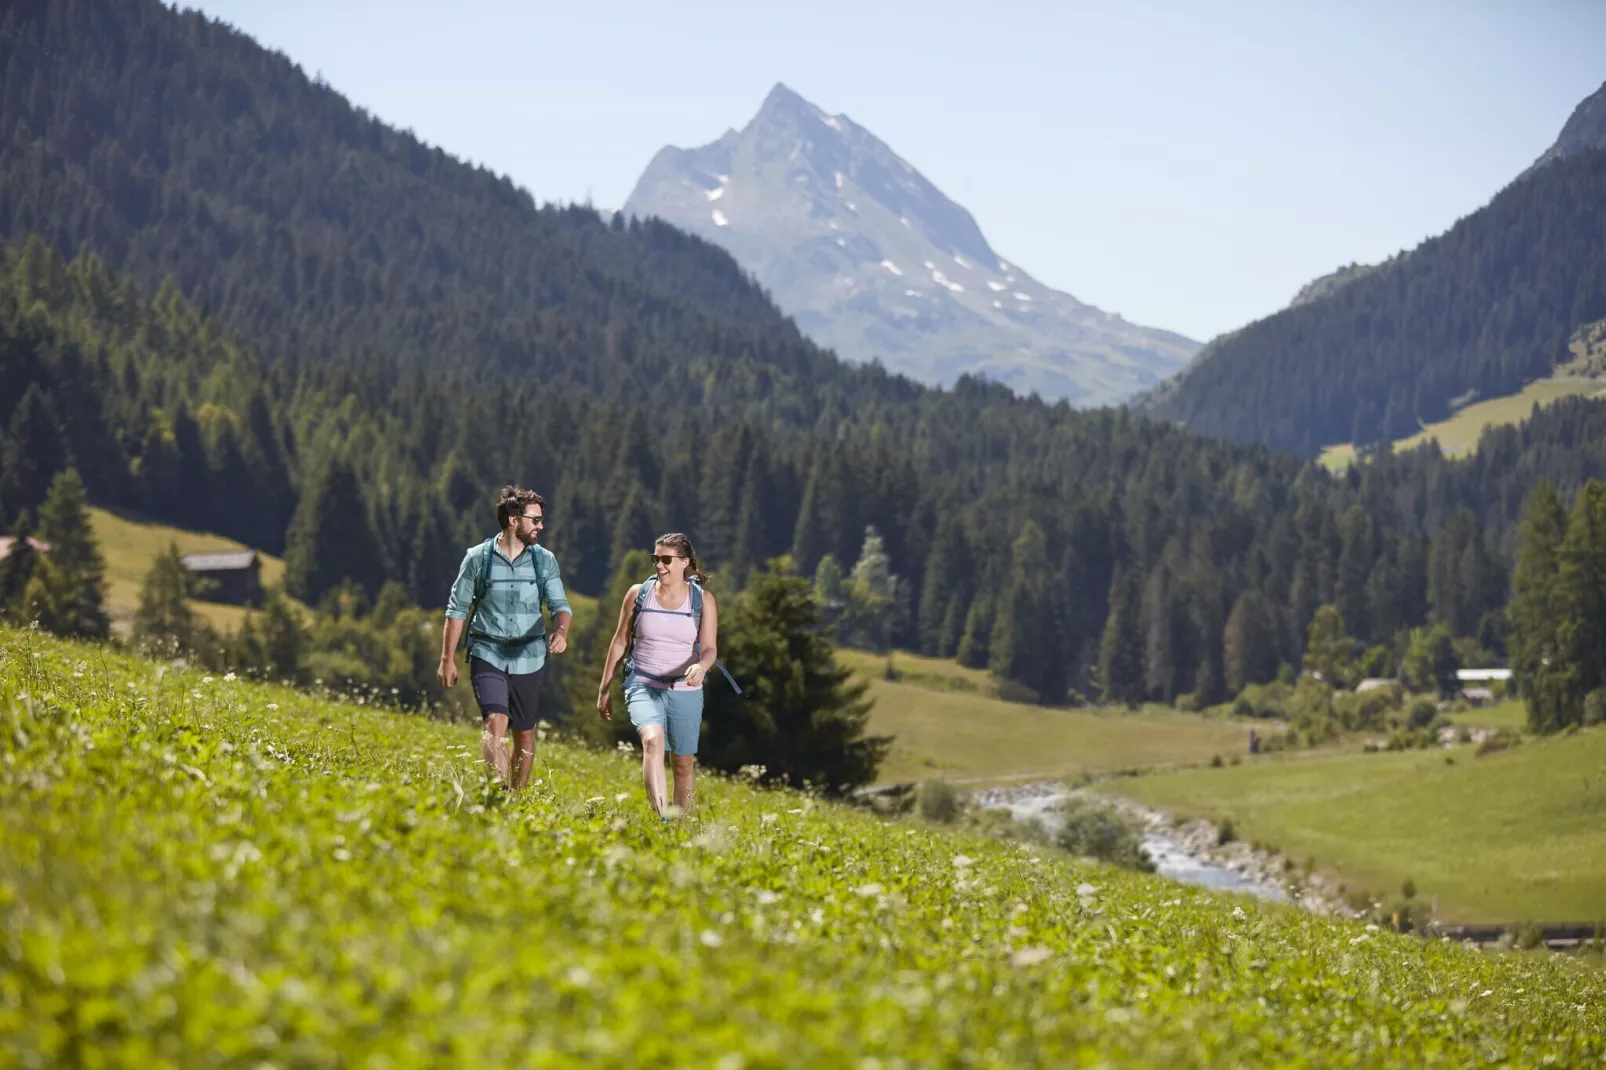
[187,0,1606,344]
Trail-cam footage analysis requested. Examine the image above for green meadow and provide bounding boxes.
[1,625,1602,1066]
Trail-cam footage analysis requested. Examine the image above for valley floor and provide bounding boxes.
[1096,727,1606,924]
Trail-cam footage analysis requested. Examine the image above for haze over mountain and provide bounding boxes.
[622,84,1199,407]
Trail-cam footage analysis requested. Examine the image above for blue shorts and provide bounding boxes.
[625,684,704,756]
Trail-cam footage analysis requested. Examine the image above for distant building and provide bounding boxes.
[0,536,49,561]
[1355,678,1399,694]
[1456,668,1512,683]
[180,550,263,607]
[1458,686,1496,707]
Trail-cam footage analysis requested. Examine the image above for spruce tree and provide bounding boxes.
[1223,588,1278,695]
[1554,479,1606,729]
[701,560,886,793]
[133,542,202,656]
[1510,481,1568,733]
[28,467,108,638]
[283,460,385,606]
[6,383,70,512]
[0,512,40,620]
[1098,567,1145,707]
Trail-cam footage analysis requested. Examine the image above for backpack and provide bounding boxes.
[461,536,550,652]
[623,575,742,694]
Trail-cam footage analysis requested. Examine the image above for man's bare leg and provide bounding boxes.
[672,754,696,813]
[481,713,512,786]
[639,725,667,816]
[510,728,536,790]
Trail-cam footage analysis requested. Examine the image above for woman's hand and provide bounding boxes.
[683,663,708,688]
[596,690,613,720]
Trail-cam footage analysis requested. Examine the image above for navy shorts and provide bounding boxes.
[470,658,546,732]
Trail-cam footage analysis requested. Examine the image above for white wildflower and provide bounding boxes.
[952,855,975,869]
[1010,947,1053,967]
[266,703,279,711]
[699,930,723,948]
[223,673,237,682]
[855,884,883,897]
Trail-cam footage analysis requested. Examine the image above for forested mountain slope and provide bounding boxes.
[9,0,1606,711]
[1148,146,1606,456]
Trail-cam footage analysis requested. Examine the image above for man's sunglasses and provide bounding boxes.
[519,513,544,524]
[652,554,685,566]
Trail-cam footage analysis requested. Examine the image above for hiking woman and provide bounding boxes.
[596,533,717,818]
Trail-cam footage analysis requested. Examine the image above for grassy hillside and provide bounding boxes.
[1099,730,1606,923]
[1321,376,1606,470]
[90,506,289,634]
[831,648,1258,785]
[2,626,1602,1065]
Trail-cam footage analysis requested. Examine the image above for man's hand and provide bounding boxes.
[438,657,458,689]
[683,663,708,688]
[548,629,568,656]
[596,689,613,721]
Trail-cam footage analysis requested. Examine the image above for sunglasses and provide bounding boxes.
[652,554,685,566]
[519,513,544,524]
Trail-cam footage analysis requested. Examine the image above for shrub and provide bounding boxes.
[1216,818,1237,846]
[1053,798,1154,872]
[1405,698,1439,729]
[1210,754,1224,768]
[913,779,960,824]
[1476,728,1522,757]
[1584,688,1606,728]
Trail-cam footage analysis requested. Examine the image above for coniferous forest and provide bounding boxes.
[5,0,1606,727]
[1147,148,1606,456]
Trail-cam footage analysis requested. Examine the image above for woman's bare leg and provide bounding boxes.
[639,725,667,816]
[672,754,696,813]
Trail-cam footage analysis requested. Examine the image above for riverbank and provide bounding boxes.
[972,782,1360,918]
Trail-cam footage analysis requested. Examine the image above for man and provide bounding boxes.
[439,486,571,789]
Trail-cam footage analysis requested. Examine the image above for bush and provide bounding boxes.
[1583,688,1606,728]
[1217,818,1237,846]
[1405,697,1439,730]
[1053,798,1154,872]
[913,779,960,824]
[1210,754,1224,768]
[1475,728,1522,757]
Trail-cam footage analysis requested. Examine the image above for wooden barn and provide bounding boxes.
[180,550,263,607]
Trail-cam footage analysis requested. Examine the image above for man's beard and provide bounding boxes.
[517,528,539,546]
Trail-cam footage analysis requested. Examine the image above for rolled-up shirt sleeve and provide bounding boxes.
[541,550,571,618]
[444,547,477,620]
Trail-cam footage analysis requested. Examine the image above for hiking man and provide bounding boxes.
[438,486,571,789]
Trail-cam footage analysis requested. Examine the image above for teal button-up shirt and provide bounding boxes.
[445,538,571,675]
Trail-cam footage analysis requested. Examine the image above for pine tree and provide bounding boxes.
[917,513,969,656]
[0,512,40,620]
[989,521,1065,704]
[1223,588,1278,694]
[955,593,994,670]
[133,542,203,656]
[1301,604,1356,687]
[1509,481,1568,732]
[5,383,70,512]
[1554,479,1606,729]
[283,460,385,606]
[27,467,108,638]
[608,484,658,579]
[700,560,886,793]
[1098,567,1144,707]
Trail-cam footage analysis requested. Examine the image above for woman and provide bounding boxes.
[596,533,718,818]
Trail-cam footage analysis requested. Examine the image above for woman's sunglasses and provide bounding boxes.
[652,554,685,566]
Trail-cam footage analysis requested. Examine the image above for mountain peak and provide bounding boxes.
[622,87,1198,405]
[1520,79,1606,181]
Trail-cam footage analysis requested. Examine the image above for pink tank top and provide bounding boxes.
[628,582,702,691]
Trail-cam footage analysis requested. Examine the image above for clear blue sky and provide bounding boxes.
[188,0,1605,343]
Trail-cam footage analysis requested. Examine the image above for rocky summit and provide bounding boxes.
[621,83,1199,407]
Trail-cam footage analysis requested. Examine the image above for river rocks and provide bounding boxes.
[972,782,1360,918]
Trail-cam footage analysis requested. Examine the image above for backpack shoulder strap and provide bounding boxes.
[473,537,496,603]
[689,580,703,630]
